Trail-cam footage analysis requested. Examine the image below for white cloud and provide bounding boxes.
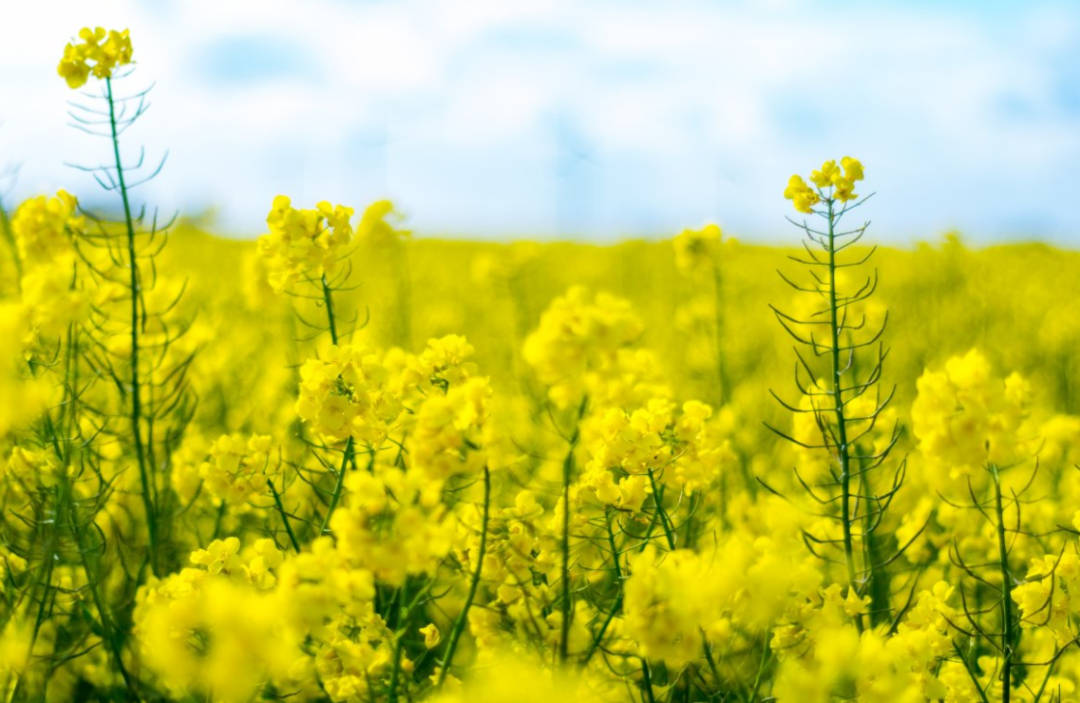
[1,0,1078,242]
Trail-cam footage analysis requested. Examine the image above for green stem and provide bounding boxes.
[701,636,722,689]
[641,658,657,703]
[748,639,771,703]
[394,241,412,348]
[436,466,491,686]
[387,587,406,703]
[316,272,355,536]
[952,641,993,703]
[29,485,62,670]
[69,500,139,701]
[320,437,354,535]
[992,466,1014,703]
[269,479,301,553]
[559,398,586,664]
[606,511,622,580]
[581,511,623,666]
[211,501,226,541]
[712,261,726,406]
[106,76,158,577]
[581,593,622,667]
[825,198,859,621]
[647,469,676,550]
[859,451,888,628]
[321,274,339,345]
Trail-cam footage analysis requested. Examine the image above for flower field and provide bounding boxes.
[3,26,1080,703]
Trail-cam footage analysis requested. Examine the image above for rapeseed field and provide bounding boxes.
[1,26,1079,703]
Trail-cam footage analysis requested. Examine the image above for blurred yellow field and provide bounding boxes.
[3,19,1080,703]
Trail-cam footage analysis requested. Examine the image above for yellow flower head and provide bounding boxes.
[784,157,864,211]
[782,175,820,214]
[810,160,839,189]
[12,190,82,266]
[57,27,133,89]
[257,195,356,293]
[357,199,409,246]
[420,623,441,649]
[673,223,722,274]
[841,156,864,181]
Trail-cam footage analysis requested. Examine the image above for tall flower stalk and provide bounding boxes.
[60,26,192,577]
[769,158,909,628]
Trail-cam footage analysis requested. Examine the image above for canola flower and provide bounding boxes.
[783,156,864,213]
[1,29,1079,703]
[258,196,355,293]
[57,27,133,88]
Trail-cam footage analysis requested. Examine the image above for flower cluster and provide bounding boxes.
[672,223,721,274]
[57,27,133,89]
[355,199,409,246]
[11,190,90,337]
[783,156,864,213]
[522,286,645,408]
[911,348,1034,483]
[257,196,355,293]
[199,434,277,505]
[133,539,312,702]
[17,34,1080,702]
[296,342,403,443]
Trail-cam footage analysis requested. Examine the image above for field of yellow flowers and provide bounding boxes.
[2,26,1080,703]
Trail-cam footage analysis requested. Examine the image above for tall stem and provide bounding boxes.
[320,274,339,345]
[269,479,301,552]
[711,261,726,407]
[436,466,491,686]
[826,198,859,618]
[559,398,586,664]
[387,586,406,703]
[647,468,676,550]
[581,513,624,667]
[992,466,1014,703]
[394,241,412,348]
[106,77,158,576]
[318,274,354,535]
[69,500,139,700]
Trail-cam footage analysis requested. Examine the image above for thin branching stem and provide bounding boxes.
[825,198,860,618]
[712,260,726,406]
[436,465,491,686]
[992,464,1015,703]
[559,397,587,665]
[106,76,158,576]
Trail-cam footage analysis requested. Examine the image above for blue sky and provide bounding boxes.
[1,0,1078,243]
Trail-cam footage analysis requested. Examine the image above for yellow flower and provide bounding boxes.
[12,190,82,265]
[356,199,409,246]
[57,43,91,89]
[782,175,820,214]
[199,433,277,505]
[57,27,133,89]
[672,223,722,274]
[190,537,242,575]
[783,174,810,200]
[257,195,355,293]
[810,160,839,188]
[785,158,864,210]
[843,587,872,618]
[420,623,441,649]
[832,175,858,202]
[841,156,864,181]
[523,286,645,409]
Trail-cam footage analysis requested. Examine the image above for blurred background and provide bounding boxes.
[1,0,1078,243]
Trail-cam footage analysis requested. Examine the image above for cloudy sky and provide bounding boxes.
[1,0,1078,243]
